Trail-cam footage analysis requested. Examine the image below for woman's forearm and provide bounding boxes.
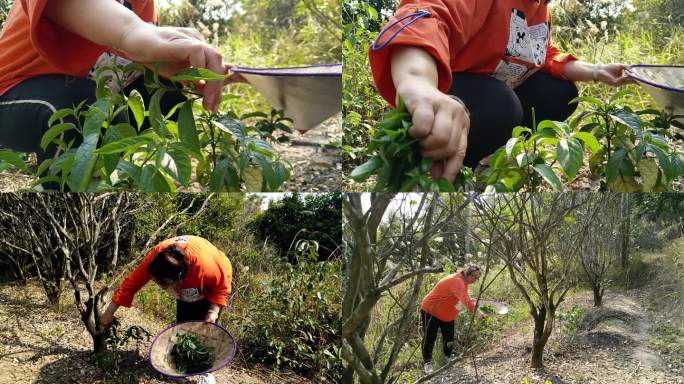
[563,60,598,82]
[391,46,439,90]
[45,0,147,51]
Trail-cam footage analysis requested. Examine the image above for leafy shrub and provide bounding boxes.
[239,256,342,382]
[559,304,587,343]
[481,91,684,192]
[3,64,291,192]
[248,193,342,262]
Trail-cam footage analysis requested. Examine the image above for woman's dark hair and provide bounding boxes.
[461,265,481,278]
[148,246,188,284]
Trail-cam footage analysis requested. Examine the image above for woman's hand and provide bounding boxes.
[100,301,120,328]
[396,79,470,182]
[120,25,225,112]
[45,0,227,112]
[391,47,470,182]
[564,61,635,88]
[595,63,636,87]
[204,302,222,323]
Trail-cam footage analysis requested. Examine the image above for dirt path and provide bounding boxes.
[0,283,308,384]
[426,290,684,384]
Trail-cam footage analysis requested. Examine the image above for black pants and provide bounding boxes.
[421,310,455,363]
[177,298,213,323]
[0,74,186,165]
[449,71,579,167]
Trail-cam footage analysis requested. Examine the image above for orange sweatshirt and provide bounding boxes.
[421,273,476,322]
[0,0,156,96]
[112,236,232,307]
[369,0,577,105]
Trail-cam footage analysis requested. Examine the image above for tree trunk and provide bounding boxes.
[620,194,630,269]
[531,310,548,368]
[92,332,108,354]
[592,286,603,307]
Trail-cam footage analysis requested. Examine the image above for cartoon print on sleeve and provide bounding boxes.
[493,9,549,88]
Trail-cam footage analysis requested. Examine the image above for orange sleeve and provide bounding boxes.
[368,0,494,106]
[451,276,476,313]
[541,10,577,80]
[111,243,164,307]
[23,0,106,74]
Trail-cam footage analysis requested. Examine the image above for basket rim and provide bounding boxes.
[626,64,684,94]
[148,320,238,378]
[232,63,342,77]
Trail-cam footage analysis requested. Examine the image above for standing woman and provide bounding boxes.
[369,0,634,183]
[420,265,485,374]
[0,0,237,169]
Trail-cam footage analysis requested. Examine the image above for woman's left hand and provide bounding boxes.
[595,63,636,87]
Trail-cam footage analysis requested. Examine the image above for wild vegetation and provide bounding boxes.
[0,192,342,383]
[342,0,684,192]
[342,192,684,383]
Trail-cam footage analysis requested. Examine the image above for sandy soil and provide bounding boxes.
[0,282,310,384]
[425,290,684,384]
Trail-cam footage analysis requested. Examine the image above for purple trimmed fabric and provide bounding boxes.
[232,64,342,132]
[626,65,684,121]
[148,320,238,378]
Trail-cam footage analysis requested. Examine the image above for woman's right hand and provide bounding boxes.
[119,25,226,112]
[395,78,470,182]
[100,301,119,328]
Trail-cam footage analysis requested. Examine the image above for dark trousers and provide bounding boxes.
[449,71,579,167]
[421,310,455,363]
[0,74,186,165]
[176,298,212,323]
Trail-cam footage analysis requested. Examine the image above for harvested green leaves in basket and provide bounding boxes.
[479,303,497,314]
[171,332,215,374]
[350,96,472,192]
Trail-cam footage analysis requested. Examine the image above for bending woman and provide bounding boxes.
[369,0,634,182]
[420,265,485,374]
[0,0,239,168]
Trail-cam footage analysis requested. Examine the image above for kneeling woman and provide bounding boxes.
[369,0,634,182]
[420,265,486,374]
[102,235,233,325]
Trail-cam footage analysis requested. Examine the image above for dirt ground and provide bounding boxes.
[0,114,342,193]
[425,290,684,384]
[0,282,310,384]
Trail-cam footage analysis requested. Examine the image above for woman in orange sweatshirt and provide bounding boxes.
[369,0,634,183]
[101,235,233,326]
[420,265,485,374]
[0,0,240,174]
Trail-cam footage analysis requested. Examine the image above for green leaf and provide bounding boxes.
[0,150,28,172]
[649,144,676,181]
[149,89,168,135]
[67,133,99,192]
[512,126,532,138]
[606,148,628,183]
[127,89,146,129]
[96,134,156,154]
[505,137,520,158]
[178,101,202,156]
[349,157,382,182]
[571,132,600,154]
[243,166,263,192]
[556,138,583,181]
[569,96,602,107]
[218,117,246,143]
[533,164,563,191]
[140,164,174,192]
[83,99,110,136]
[608,176,642,192]
[435,178,456,192]
[116,159,142,184]
[48,108,75,127]
[638,158,660,192]
[170,67,227,82]
[165,146,192,188]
